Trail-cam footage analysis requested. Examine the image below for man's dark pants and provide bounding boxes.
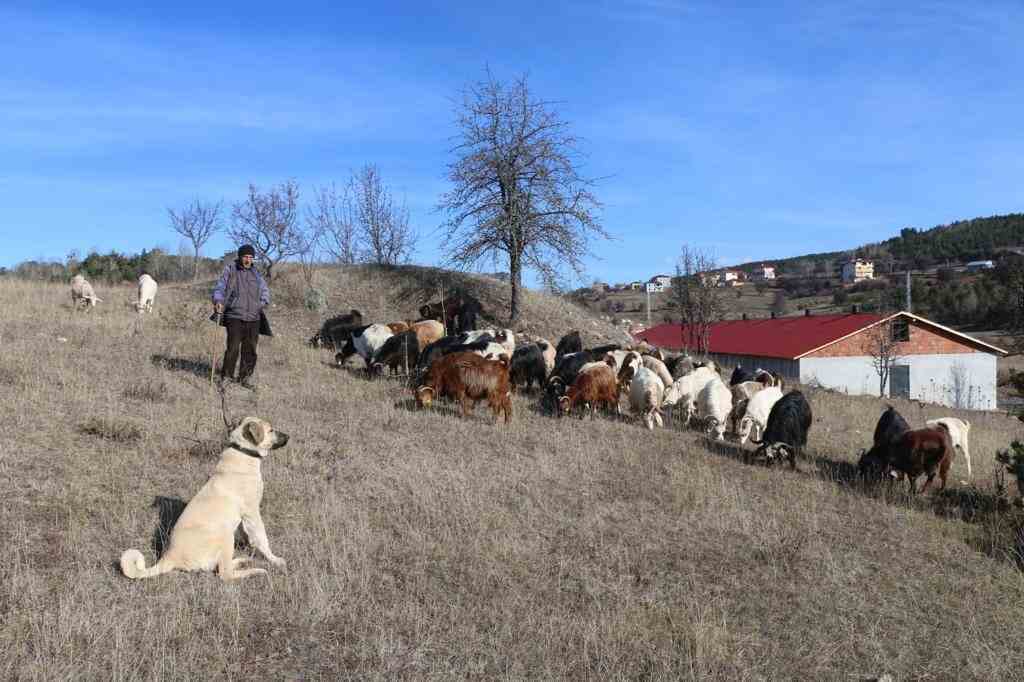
[222,318,259,381]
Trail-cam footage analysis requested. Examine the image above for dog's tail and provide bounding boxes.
[120,549,171,579]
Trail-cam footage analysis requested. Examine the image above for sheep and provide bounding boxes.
[696,377,732,440]
[629,366,665,430]
[136,274,157,313]
[70,274,102,310]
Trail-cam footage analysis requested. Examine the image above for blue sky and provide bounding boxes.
[4,1,1024,286]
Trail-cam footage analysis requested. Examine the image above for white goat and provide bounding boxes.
[641,355,674,388]
[662,366,718,424]
[136,274,158,313]
[696,377,732,440]
[736,386,784,445]
[70,274,102,310]
[926,417,972,479]
[629,366,665,430]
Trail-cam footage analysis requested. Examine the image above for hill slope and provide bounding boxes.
[1,277,1024,678]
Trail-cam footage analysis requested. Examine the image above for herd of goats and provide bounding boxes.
[310,294,974,495]
[60,274,980,497]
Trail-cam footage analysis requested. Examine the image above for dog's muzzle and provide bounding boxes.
[272,432,289,449]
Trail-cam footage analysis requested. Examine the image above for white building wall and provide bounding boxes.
[799,353,997,410]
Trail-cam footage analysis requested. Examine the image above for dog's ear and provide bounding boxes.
[243,420,266,447]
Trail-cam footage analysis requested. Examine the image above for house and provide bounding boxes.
[751,264,775,281]
[718,270,740,287]
[841,259,874,284]
[966,260,995,272]
[634,311,1006,409]
[645,275,671,293]
[629,281,643,290]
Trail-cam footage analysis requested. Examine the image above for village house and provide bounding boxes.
[645,275,672,293]
[718,270,741,287]
[629,281,643,290]
[841,258,874,284]
[751,264,775,280]
[634,310,1006,409]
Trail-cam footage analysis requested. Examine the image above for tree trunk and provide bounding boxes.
[192,245,200,281]
[509,250,522,323]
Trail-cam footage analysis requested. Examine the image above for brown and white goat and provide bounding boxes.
[559,357,620,418]
[415,351,512,423]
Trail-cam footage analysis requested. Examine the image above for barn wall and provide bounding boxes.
[709,354,799,380]
[805,318,980,358]
[799,353,997,409]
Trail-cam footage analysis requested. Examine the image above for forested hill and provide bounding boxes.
[734,212,1024,274]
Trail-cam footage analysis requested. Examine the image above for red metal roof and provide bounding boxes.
[635,314,885,360]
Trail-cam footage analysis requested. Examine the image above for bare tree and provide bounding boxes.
[438,70,607,322]
[669,246,722,358]
[861,319,906,397]
[168,198,222,279]
[351,164,416,266]
[309,182,358,265]
[228,181,303,281]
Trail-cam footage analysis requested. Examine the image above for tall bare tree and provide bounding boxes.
[228,180,303,281]
[351,165,416,266]
[438,71,607,322]
[168,198,222,279]
[861,318,906,397]
[669,246,722,358]
[308,182,357,265]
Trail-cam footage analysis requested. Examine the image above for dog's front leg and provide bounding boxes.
[242,514,286,569]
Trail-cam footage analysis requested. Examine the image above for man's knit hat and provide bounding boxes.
[237,244,256,258]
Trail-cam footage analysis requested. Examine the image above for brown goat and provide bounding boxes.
[415,351,512,423]
[410,319,445,350]
[886,426,955,494]
[386,321,410,334]
[559,358,620,418]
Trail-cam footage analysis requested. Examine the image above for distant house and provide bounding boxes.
[751,264,775,281]
[645,275,671,293]
[718,270,741,287]
[634,311,1006,409]
[966,260,995,272]
[629,281,643,290]
[841,259,874,284]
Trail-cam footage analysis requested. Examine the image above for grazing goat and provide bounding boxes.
[415,351,512,423]
[629,366,665,430]
[751,391,812,469]
[535,338,556,375]
[729,366,755,386]
[369,330,420,377]
[696,377,732,440]
[335,324,393,366]
[555,330,583,362]
[925,417,972,479]
[70,274,102,310]
[883,427,955,494]
[661,366,719,424]
[136,274,157,313]
[858,406,911,481]
[309,309,364,349]
[641,355,673,388]
[559,358,619,418]
[734,386,783,444]
[410,319,445,351]
[510,344,548,392]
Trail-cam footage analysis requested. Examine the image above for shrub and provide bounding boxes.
[78,417,143,443]
[304,287,328,311]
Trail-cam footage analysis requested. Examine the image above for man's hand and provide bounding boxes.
[214,303,223,314]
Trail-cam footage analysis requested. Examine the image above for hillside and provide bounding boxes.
[730,212,1024,276]
[3,277,1024,678]
[265,263,632,347]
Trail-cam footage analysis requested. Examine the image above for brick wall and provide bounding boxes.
[805,319,979,358]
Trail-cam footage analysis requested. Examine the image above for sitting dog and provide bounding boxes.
[120,417,289,581]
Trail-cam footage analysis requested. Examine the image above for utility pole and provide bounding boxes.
[905,270,912,313]
[645,285,651,327]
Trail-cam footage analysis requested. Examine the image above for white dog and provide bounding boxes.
[120,417,289,581]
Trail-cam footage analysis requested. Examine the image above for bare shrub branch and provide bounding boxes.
[351,164,417,266]
[167,199,222,280]
[670,246,723,358]
[309,182,358,265]
[228,180,304,281]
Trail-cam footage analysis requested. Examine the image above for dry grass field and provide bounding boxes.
[3,269,1024,680]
